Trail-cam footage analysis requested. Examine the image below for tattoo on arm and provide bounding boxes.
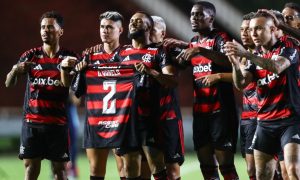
[246,53,290,74]
[5,65,18,87]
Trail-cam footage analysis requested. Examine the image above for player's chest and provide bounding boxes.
[119,49,158,68]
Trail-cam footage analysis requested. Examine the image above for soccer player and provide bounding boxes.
[112,11,177,179]
[258,8,300,180]
[176,1,239,179]
[261,3,300,40]
[282,3,300,30]
[238,12,258,180]
[5,11,78,180]
[150,15,185,180]
[68,11,126,180]
[224,11,300,180]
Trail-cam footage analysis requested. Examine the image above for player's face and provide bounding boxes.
[40,18,63,45]
[151,22,165,43]
[282,7,300,29]
[190,5,212,32]
[100,19,123,43]
[129,13,148,35]
[240,20,254,47]
[249,17,274,47]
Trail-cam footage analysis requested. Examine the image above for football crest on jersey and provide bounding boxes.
[142,53,152,63]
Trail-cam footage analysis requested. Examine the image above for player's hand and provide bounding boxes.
[82,44,103,55]
[74,60,87,72]
[224,40,247,57]
[196,74,220,87]
[163,38,189,49]
[227,55,242,71]
[15,61,36,74]
[61,56,77,71]
[176,47,200,62]
[134,62,150,74]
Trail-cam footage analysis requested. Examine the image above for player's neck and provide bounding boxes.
[198,27,213,39]
[132,38,151,49]
[43,43,60,58]
[261,36,278,53]
[104,41,119,54]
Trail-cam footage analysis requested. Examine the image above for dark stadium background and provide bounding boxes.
[0,0,290,149]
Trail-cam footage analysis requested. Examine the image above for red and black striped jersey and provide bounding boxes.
[112,44,170,118]
[280,35,300,87]
[189,29,235,115]
[19,46,78,124]
[72,45,120,97]
[86,45,120,65]
[245,39,299,121]
[241,55,258,120]
[83,64,140,148]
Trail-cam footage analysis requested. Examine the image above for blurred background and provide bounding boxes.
[0,0,292,179]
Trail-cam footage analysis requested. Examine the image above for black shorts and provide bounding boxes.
[19,122,69,162]
[161,118,185,165]
[193,111,237,152]
[252,116,300,156]
[240,119,257,157]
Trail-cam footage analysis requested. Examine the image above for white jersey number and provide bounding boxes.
[102,80,116,114]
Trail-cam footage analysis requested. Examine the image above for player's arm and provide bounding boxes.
[60,56,78,87]
[277,23,300,40]
[225,40,296,74]
[5,61,35,87]
[177,46,231,68]
[135,63,178,88]
[228,56,253,90]
[163,38,189,49]
[5,64,20,87]
[244,53,291,74]
[196,72,233,87]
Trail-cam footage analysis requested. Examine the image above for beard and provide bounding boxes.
[128,29,145,40]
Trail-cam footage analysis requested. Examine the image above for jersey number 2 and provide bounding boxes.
[102,80,116,114]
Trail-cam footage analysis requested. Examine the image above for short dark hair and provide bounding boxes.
[135,11,154,30]
[194,1,216,17]
[99,11,124,24]
[40,11,64,28]
[251,11,275,21]
[243,12,255,21]
[270,10,285,23]
[284,2,300,14]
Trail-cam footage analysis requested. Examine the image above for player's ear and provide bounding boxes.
[270,25,276,33]
[161,30,166,39]
[59,29,64,36]
[209,15,214,23]
[119,27,123,35]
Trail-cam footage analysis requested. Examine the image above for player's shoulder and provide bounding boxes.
[211,29,231,41]
[20,46,42,58]
[120,44,133,50]
[280,35,300,49]
[190,35,199,43]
